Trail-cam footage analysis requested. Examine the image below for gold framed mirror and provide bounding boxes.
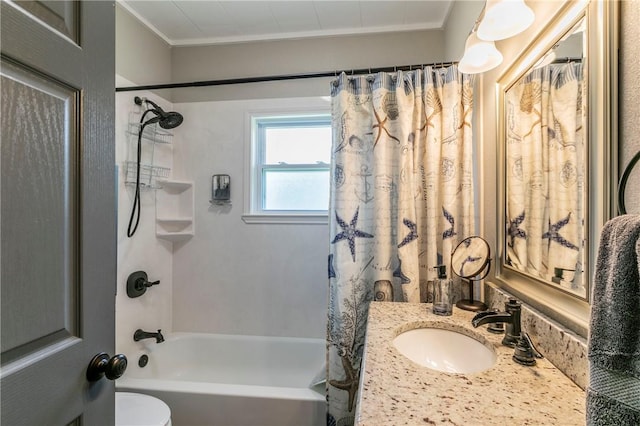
[496,0,617,306]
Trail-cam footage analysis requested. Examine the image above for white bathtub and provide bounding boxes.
[117,332,326,426]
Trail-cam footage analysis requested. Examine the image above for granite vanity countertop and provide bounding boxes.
[356,302,585,426]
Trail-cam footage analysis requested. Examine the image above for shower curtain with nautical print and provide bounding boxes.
[505,62,585,291]
[326,66,475,425]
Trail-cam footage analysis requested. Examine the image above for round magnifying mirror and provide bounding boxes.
[451,236,491,311]
[451,236,491,279]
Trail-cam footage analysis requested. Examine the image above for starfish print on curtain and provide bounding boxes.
[543,213,579,250]
[508,211,527,248]
[397,218,418,248]
[331,207,374,262]
[458,255,483,277]
[442,207,457,239]
[371,108,400,149]
[328,355,359,412]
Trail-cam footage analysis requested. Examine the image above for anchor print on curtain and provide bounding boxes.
[505,62,585,292]
[327,67,475,425]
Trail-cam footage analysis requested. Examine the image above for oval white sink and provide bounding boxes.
[393,327,496,374]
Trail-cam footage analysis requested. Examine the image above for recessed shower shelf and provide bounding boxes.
[155,232,193,242]
[155,180,194,242]
[156,218,192,226]
[156,179,192,191]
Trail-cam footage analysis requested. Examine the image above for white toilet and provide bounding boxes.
[116,392,171,426]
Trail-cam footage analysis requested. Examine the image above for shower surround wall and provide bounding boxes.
[115,77,175,357]
[170,97,330,338]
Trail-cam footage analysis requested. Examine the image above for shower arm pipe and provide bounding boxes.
[115,61,459,92]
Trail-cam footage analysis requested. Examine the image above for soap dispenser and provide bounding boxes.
[432,265,453,316]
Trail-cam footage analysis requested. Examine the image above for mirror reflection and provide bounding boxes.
[452,236,491,279]
[504,16,587,298]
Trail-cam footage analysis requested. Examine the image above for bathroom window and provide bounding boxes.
[244,113,331,224]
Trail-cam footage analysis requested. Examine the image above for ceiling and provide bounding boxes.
[118,1,455,46]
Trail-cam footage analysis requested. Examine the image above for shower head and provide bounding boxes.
[134,96,184,129]
[157,110,183,129]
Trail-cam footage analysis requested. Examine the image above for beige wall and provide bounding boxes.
[116,4,172,87]
[117,1,488,101]
[170,30,446,101]
[620,0,640,215]
[443,0,485,62]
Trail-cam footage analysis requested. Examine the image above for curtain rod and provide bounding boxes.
[115,61,459,92]
[552,57,583,63]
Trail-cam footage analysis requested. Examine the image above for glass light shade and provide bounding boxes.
[477,0,535,41]
[458,32,503,74]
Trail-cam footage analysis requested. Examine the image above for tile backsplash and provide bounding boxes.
[484,283,588,390]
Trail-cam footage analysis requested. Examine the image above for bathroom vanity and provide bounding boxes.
[355,302,585,425]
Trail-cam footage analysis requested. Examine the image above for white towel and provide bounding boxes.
[586,215,640,425]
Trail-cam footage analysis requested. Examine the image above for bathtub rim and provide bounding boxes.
[118,331,326,402]
[117,377,325,402]
[157,331,326,345]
